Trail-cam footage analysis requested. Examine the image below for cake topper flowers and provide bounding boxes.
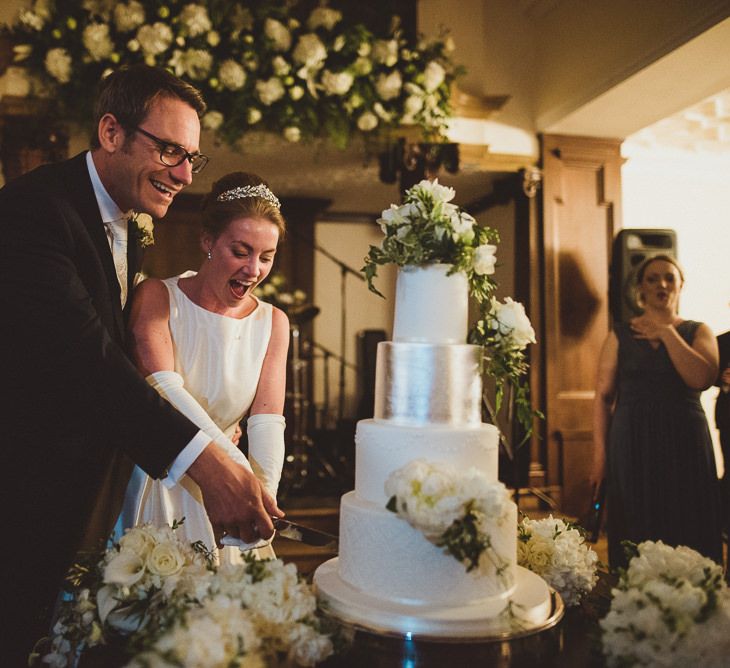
[363,178,541,454]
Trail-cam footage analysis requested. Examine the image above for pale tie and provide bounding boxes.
[104,216,129,308]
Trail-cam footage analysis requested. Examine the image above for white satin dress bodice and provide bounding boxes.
[117,271,273,563]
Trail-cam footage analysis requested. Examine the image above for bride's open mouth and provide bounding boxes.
[229,278,255,299]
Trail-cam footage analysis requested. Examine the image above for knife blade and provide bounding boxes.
[273,518,338,550]
[220,519,338,552]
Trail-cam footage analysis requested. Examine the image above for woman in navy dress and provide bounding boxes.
[591,254,721,568]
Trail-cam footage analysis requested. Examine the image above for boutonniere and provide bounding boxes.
[129,213,154,248]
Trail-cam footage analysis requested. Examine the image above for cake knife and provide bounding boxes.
[220,518,338,551]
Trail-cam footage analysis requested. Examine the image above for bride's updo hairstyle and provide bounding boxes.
[200,171,286,240]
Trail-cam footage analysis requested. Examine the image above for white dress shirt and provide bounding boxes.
[85,152,209,483]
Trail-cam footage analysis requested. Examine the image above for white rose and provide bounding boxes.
[118,526,156,560]
[113,1,145,32]
[293,34,327,69]
[137,23,173,56]
[103,549,145,587]
[179,3,212,37]
[321,69,354,96]
[488,297,536,349]
[375,71,402,101]
[372,39,398,66]
[473,244,497,275]
[357,111,378,132]
[256,77,285,105]
[264,18,292,52]
[202,110,224,130]
[526,539,553,573]
[219,59,246,90]
[44,48,72,84]
[289,85,305,100]
[307,7,343,31]
[283,126,301,143]
[146,542,185,577]
[423,61,446,92]
[401,94,424,123]
[248,107,262,124]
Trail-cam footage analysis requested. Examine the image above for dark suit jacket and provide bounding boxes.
[0,153,200,646]
[717,331,730,432]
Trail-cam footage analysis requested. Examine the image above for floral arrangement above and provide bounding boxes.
[517,515,599,607]
[363,178,541,453]
[600,540,730,668]
[3,0,461,148]
[39,521,338,668]
[385,459,514,582]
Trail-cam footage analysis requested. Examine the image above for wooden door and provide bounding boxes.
[540,134,623,516]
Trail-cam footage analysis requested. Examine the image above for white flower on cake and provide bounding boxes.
[385,459,512,577]
[42,521,337,667]
[517,515,598,607]
[600,540,730,667]
[487,297,537,350]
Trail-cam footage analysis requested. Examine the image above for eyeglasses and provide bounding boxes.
[134,126,209,174]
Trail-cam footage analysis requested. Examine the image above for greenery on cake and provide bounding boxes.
[363,178,541,454]
[385,459,513,583]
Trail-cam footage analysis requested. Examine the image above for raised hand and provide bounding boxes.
[629,315,671,343]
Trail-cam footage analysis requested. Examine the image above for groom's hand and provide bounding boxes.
[187,441,284,545]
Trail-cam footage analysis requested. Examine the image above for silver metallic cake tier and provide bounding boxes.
[374,342,483,426]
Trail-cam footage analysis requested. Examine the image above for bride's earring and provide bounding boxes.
[207,249,212,261]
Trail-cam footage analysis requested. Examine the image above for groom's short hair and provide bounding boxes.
[90,65,206,149]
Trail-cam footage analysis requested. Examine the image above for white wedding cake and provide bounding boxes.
[314,265,553,636]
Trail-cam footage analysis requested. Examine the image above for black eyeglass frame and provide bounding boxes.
[134,126,209,174]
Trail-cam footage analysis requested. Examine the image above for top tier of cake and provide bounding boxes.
[392,264,468,344]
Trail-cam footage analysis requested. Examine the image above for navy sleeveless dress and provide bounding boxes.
[607,320,722,567]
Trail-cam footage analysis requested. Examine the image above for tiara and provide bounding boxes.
[216,184,281,209]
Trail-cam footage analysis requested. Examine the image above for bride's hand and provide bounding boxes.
[187,441,284,546]
[231,423,242,446]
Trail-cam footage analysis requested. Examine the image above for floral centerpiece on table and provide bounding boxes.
[517,515,599,606]
[600,540,730,667]
[39,521,337,668]
[363,178,541,453]
[2,0,461,148]
[385,459,513,583]
[255,271,308,310]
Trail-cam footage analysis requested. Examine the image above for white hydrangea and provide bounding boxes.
[375,71,402,101]
[601,540,729,667]
[82,23,114,61]
[518,515,598,606]
[293,33,327,69]
[44,48,72,84]
[113,1,145,32]
[179,3,212,37]
[321,69,354,96]
[219,59,246,90]
[137,22,173,57]
[255,77,285,105]
[168,48,213,80]
[487,297,536,349]
[307,7,343,31]
[264,18,292,52]
[272,55,290,76]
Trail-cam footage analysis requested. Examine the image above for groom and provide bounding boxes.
[0,65,281,664]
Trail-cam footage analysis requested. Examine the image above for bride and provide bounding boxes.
[117,171,290,563]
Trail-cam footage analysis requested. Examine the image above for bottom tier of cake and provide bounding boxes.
[314,559,556,638]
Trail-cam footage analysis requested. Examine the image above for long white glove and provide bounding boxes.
[146,370,252,472]
[247,413,286,498]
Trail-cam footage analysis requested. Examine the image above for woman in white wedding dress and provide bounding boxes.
[116,172,289,564]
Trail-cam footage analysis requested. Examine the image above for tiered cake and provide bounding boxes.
[314,265,553,637]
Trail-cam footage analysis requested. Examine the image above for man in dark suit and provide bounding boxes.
[716,330,730,537]
[0,65,281,664]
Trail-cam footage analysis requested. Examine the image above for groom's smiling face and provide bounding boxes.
[107,95,201,219]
